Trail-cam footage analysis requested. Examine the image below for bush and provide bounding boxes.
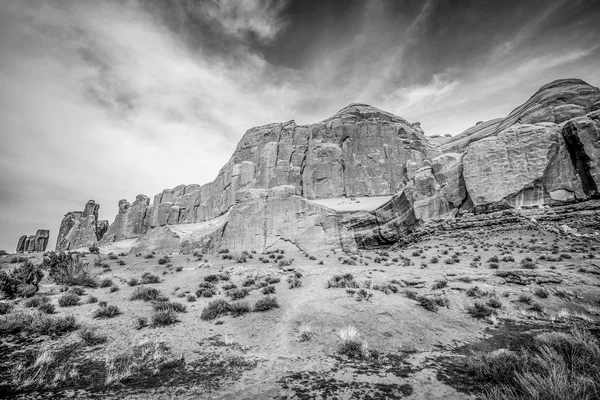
[130,287,165,302]
[432,280,448,290]
[78,326,107,345]
[288,278,303,289]
[417,296,439,312]
[534,287,549,298]
[157,256,170,265]
[520,258,537,269]
[45,253,97,287]
[0,260,44,298]
[58,293,81,307]
[200,300,231,320]
[128,278,139,286]
[109,286,119,293]
[253,296,279,312]
[337,326,370,359]
[467,301,493,319]
[87,295,98,304]
[327,273,359,289]
[518,294,533,304]
[93,304,121,319]
[229,301,251,317]
[196,285,216,298]
[88,244,100,254]
[227,288,249,300]
[100,278,114,288]
[0,312,78,335]
[133,316,147,330]
[466,328,600,399]
[261,285,276,295]
[151,310,179,327]
[153,301,186,313]
[487,297,502,309]
[265,276,280,284]
[24,295,50,309]
[70,286,85,295]
[186,295,196,302]
[489,262,499,269]
[242,277,256,287]
[140,272,160,284]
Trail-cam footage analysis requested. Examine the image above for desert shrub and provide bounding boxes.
[0,312,78,335]
[327,273,359,289]
[489,262,499,269]
[130,287,165,302]
[372,282,399,294]
[0,260,44,298]
[0,301,13,315]
[417,296,439,312]
[404,290,418,300]
[100,278,114,288]
[467,286,485,298]
[45,253,97,287]
[157,256,170,265]
[196,283,216,298]
[261,285,276,295]
[87,295,98,304]
[444,258,455,265]
[467,301,493,319]
[336,326,370,359]
[229,301,251,317]
[58,293,80,307]
[109,286,119,293]
[288,277,303,289]
[153,301,186,313]
[433,295,450,308]
[534,287,549,298]
[458,276,473,283]
[201,300,231,320]
[93,304,121,319]
[487,297,502,309]
[501,255,515,262]
[70,286,85,295]
[467,328,600,400]
[432,280,448,290]
[254,296,279,312]
[127,278,139,286]
[221,282,237,291]
[265,276,281,284]
[151,310,179,327]
[225,288,247,300]
[140,272,160,284]
[242,277,256,287]
[520,258,537,269]
[518,294,533,304]
[143,253,154,259]
[118,260,126,266]
[78,326,107,345]
[24,295,50,309]
[488,255,499,263]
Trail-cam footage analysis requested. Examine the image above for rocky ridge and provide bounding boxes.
[55,79,600,253]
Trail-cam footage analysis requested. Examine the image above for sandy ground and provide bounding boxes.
[1,225,600,399]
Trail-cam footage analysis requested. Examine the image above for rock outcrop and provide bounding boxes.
[56,201,108,250]
[53,78,600,254]
[16,230,49,252]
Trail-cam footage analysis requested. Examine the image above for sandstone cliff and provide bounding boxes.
[16,229,49,252]
[54,79,600,253]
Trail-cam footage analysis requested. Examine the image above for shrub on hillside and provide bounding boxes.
[253,296,279,312]
[0,260,44,298]
[44,252,97,287]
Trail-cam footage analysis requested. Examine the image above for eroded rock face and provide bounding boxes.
[56,201,107,250]
[463,123,584,209]
[561,114,600,197]
[34,230,49,251]
[101,195,150,244]
[16,235,27,253]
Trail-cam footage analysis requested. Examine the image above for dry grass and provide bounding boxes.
[336,326,370,359]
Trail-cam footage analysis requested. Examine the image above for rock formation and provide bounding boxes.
[56,200,109,250]
[16,230,49,252]
[54,78,600,254]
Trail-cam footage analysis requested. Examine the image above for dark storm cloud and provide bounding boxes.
[0,0,599,250]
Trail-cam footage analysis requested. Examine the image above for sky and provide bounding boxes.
[1,0,600,251]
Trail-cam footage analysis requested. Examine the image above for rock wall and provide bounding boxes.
[55,79,600,253]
